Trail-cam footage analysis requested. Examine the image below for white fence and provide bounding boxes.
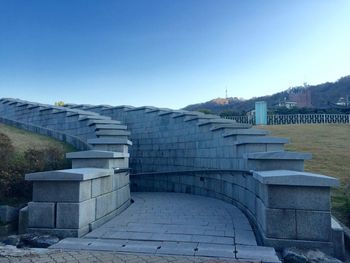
[224,114,350,125]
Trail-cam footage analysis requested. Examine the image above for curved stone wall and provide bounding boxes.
[67,104,311,173]
[0,98,344,258]
[0,98,131,150]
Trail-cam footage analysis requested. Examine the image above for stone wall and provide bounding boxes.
[0,98,132,238]
[26,168,130,238]
[0,98,344,258]
[0,98,130,150]
[66,104,311,173]
[131,169,343,258]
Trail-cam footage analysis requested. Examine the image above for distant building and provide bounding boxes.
[278,100,297,109]
[288,88,312,108]
[336,97,348,106]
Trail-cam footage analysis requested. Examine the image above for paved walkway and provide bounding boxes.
[52,193,280,262]
[0,248,260,263]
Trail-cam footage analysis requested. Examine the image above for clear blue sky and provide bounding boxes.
[0,0,349,109]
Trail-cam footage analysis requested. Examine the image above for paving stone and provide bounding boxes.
[156,241,197,256]
[196,243,235,258]
[235,245,280,263]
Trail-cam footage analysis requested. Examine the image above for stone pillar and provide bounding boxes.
[25,168,131,238]
[253,170,343,258]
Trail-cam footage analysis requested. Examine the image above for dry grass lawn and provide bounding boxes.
[261,124,350,226]
[0,123,74,153]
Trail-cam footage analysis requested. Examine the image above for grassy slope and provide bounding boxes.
[261,124,350,226]
[0,123,75,205]
[0,123,75,154]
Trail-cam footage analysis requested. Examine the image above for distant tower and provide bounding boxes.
[225,88,228,99]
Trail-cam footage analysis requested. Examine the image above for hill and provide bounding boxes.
[183,76,350,114]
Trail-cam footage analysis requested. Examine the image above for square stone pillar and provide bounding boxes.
[253,170,343,258]
[25,168,130,238]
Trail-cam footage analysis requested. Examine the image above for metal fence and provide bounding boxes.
[223,114,350,125]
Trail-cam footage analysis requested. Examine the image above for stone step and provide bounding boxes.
[210,123,252,130]
[234,137,289,145]
[88,138,131,152]
[145,108,171,113]
[79,115,111,121]
[223,129,269,137]
[184,115,218,122]
[84,105,112,111]
[253,170,339,187]
[245,151,311,171]
[197,119,237,126]
[25,168,113,181]
[66,150,129,169]
[173,112,203,118]
[96,130,131,137]
[87,138,132,146]
[88,119,121,126]
[245,151,312,160]
[125,106,157,112]
[93,124,128,131]
[66,150,129,159]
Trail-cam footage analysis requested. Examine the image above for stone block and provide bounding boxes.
[33,181,91,202]
[56,199,96,229]
[28,202,55,228]
[264,208,296,239]
[71,158,128,169]
[253,170,339,187]
[266,185,330,210]
[96,191,115,219]
[296,210,331,241]
[248,159,305,171]
[27,226,89,238]
[331,218,345,260]
[92,175,113,197]
[26,168,112,181]
[18,206,28,234]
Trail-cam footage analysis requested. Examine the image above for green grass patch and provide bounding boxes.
[261,124,350,226]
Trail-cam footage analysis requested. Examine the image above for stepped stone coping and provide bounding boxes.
[158,110,175,116]
[184,115,218,121]
[145,107,171,113]
[223,129,269,137]
[125,106,157,112]
[253,170,339,187]
[234,137,289,145]
[17,102,30,107]
[67,105,86,109]
[197,119,237,126]
[245,151,312,160]
[107,105,135,110]
[79,115,111,121]
[93,124,127,130]
[210,123,252,130]
[87,138,132,146]
[66,150,130,159]
[95,130,131,136]
[172,111,203,118]
[84,105,112,110]
[25,168,112,181]
[27,104,42,109]
[88,119,122,126]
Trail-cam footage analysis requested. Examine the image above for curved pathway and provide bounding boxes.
[52,193,280,262]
